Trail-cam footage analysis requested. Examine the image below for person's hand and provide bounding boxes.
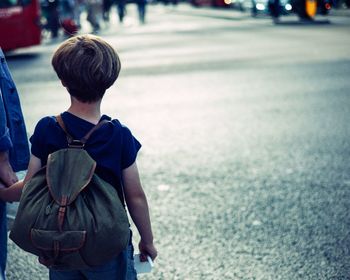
[139,240,157,262]
[0,180,6,190]
[0,151,18,186]
[0,180,7,201]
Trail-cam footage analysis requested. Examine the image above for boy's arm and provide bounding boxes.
[0,154,41,202]
[122,161,157,261]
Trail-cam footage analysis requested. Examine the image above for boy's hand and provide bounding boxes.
[139,241,157,262]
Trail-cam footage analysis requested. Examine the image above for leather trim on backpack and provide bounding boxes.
[57,196,68,232]
[30,229,87,252]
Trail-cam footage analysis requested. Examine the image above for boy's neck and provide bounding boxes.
[67,98,102,125]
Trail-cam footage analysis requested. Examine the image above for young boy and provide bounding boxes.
[0,34,157,279]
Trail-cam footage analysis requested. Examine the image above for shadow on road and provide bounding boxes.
[275,19,331,25]
[4,52,40,61]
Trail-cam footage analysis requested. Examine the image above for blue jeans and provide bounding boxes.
[0,201,7,280]
[49,243,137,280]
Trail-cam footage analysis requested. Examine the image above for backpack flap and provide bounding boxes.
[46,148,96,205]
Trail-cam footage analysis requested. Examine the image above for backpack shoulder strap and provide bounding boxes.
[56,114,74,144]
[56,114,110,147]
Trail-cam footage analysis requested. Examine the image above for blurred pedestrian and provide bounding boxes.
[162,0,178,5]
[86,0,103,32]
[115,0,126,23]
[0,49,30,280]
[251,0,257,17]
[269,0,280,22]
[41,0,60,38]
[136,0,147,24]
[0,34,157,279]
[72,0,84,28]
[60,0,80,36]
[61,0,75,18]
[102,0,113,21]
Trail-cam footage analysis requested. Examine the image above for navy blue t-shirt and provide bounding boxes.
[30,112,141,198]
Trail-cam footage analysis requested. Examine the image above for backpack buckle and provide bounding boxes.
[68,140,85,148]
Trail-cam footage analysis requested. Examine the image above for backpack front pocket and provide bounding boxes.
[31,229,88,269]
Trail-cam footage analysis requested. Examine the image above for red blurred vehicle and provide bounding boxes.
[0,0,41,52]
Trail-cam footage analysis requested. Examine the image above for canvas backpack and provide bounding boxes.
[9,115,130,270]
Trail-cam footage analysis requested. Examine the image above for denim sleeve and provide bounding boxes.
[0,88,12,152]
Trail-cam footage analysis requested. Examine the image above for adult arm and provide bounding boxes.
[0,89,17,186]
[122,161,157,261]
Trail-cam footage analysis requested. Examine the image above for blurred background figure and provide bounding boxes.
[115,0,126,23]
[41,0,60,38]
[72,0,84,27]
[61,0,75,19]
[268,0,280,22]
[86,0,103,32]
[60,0,79,35]
[161,0,178,6]
[102,0,113,21]
[114,0,147,25]
[136,0,147,23]
[41,0,80,38]
[251,0,258,17]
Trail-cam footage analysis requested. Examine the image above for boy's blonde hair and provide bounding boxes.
[52,34,121,103]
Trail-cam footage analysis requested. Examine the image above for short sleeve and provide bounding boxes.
[29,117,51,161]
[121,126,141,169]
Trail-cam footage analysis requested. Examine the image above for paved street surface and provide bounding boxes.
[4,3,350,279]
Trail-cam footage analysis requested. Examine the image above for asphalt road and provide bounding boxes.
[4,4,350,279]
